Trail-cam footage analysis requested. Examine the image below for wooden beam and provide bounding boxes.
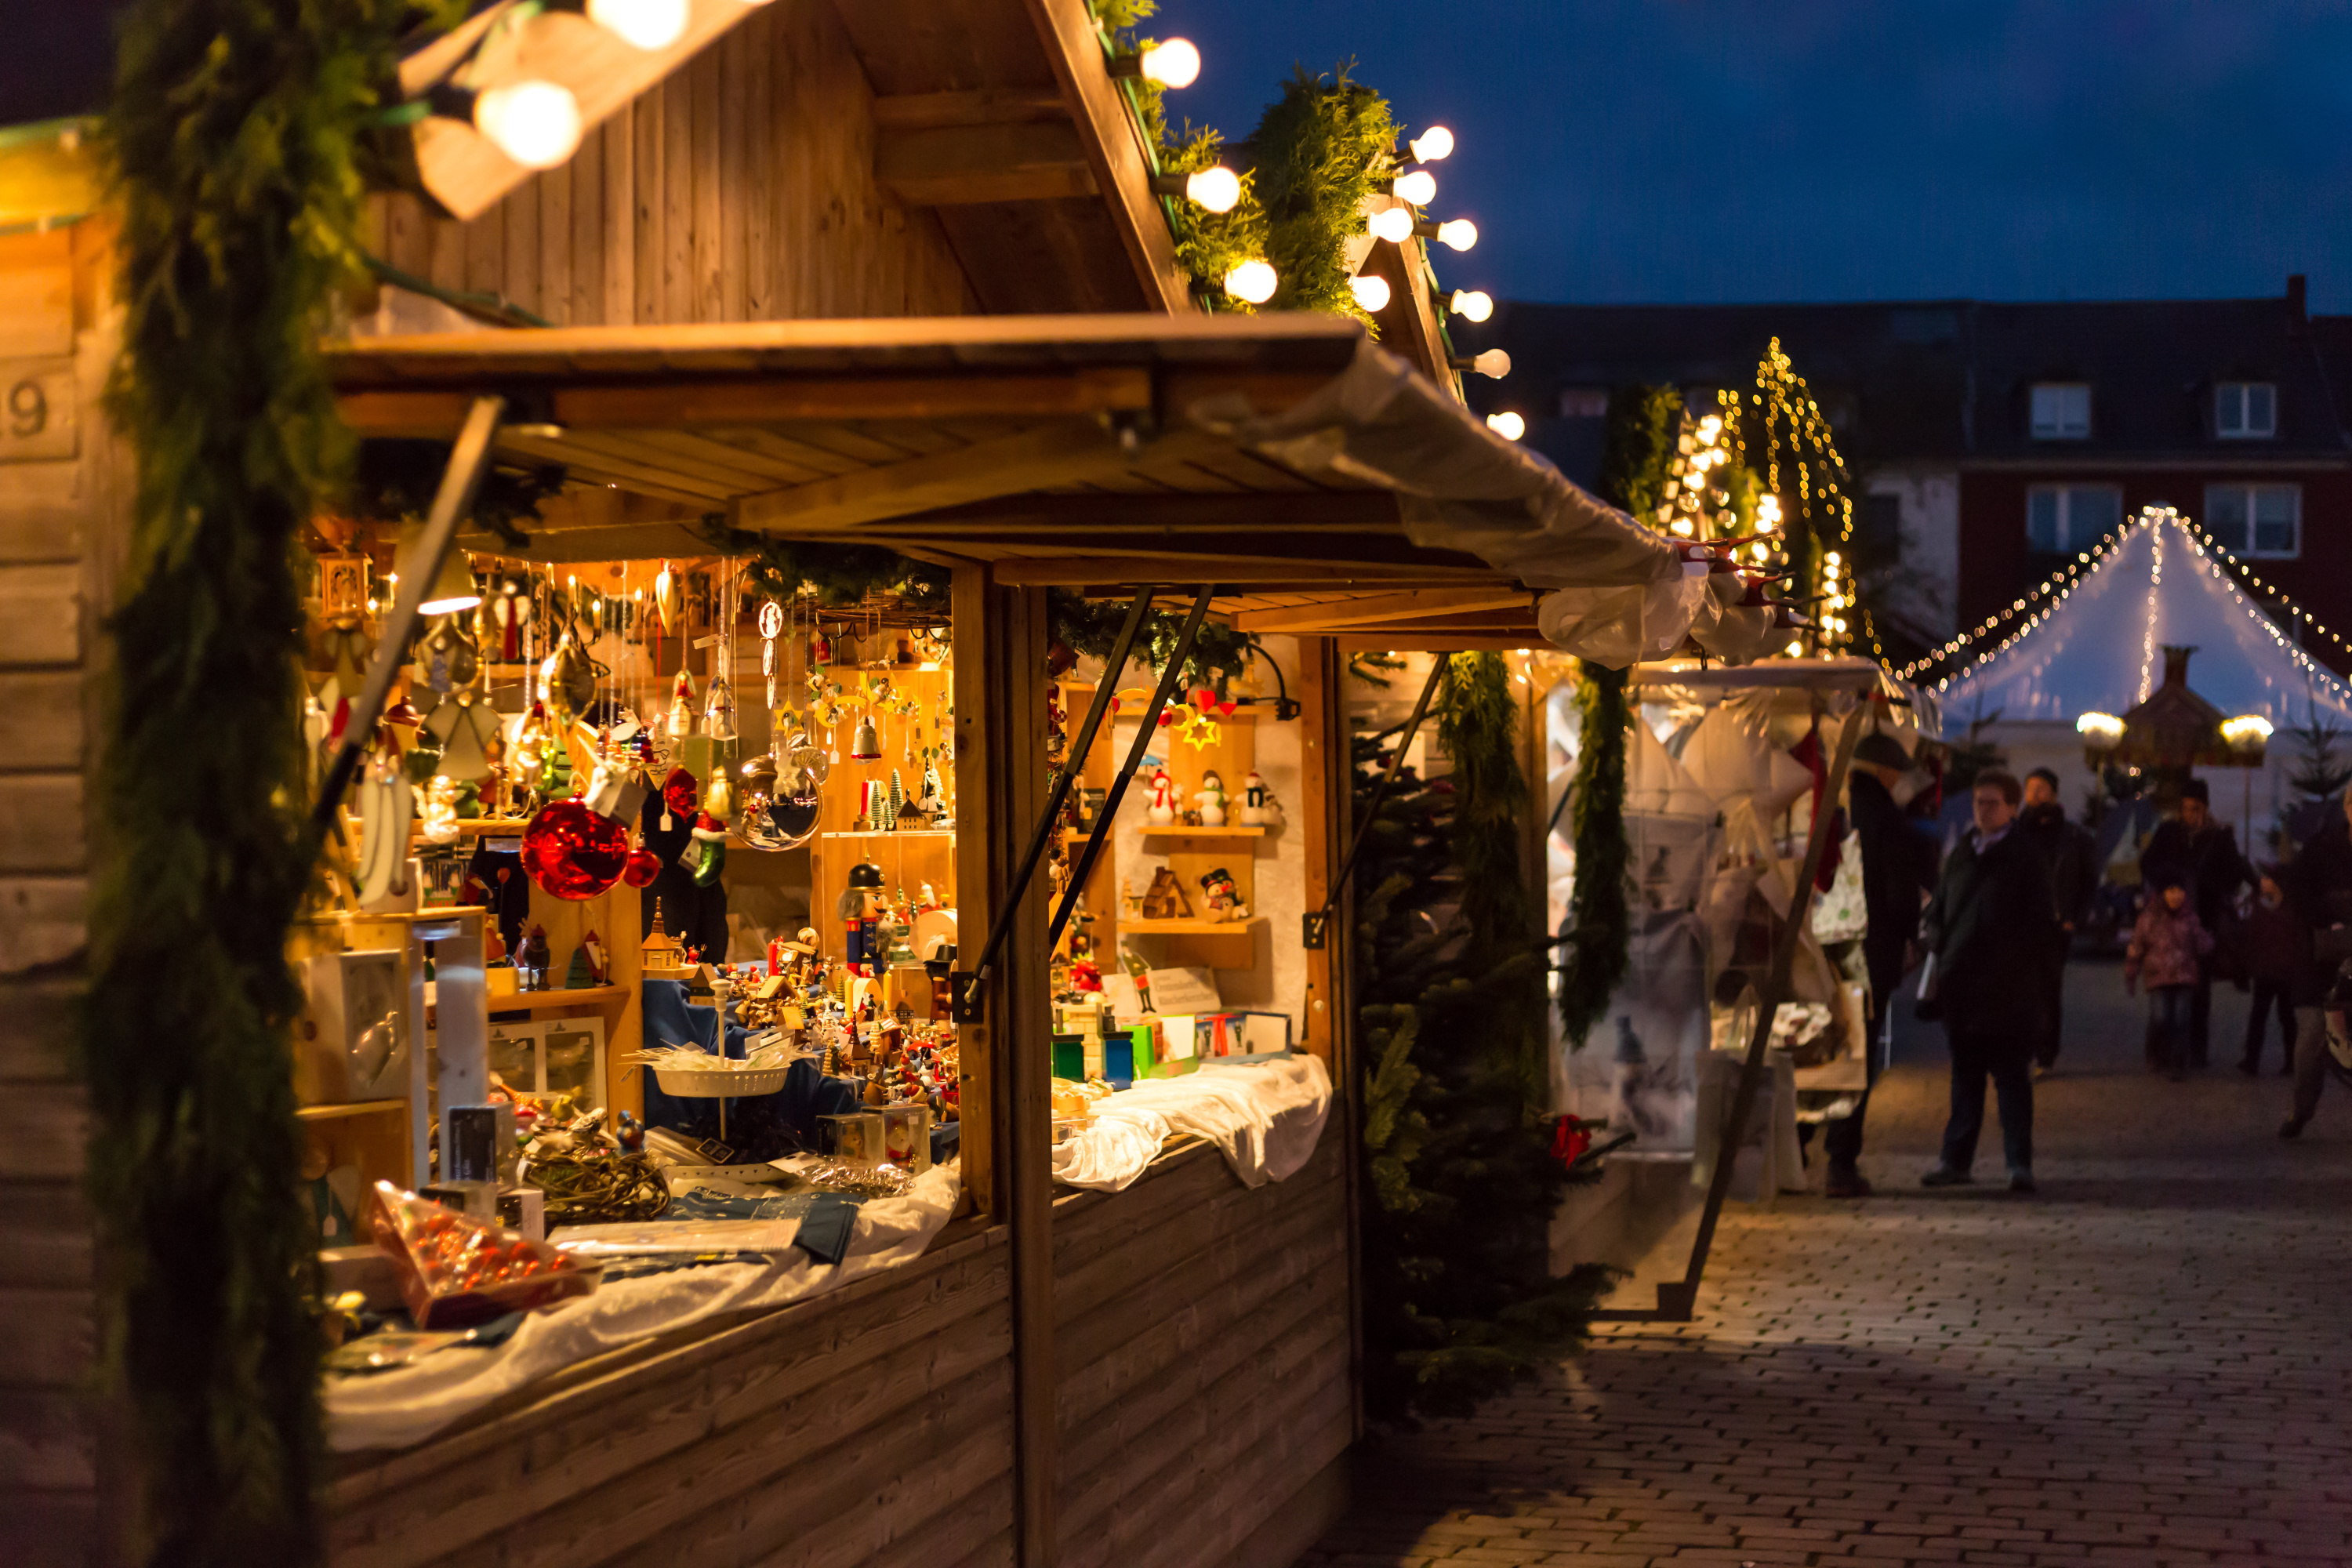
[1333,633,1549,652]
[1018,0,1192,316]
[987,554,1504,586]
[831,489,1402,536]
[877,122,1098,205]
[337,368,1156,436]
[1229,588,1533,633]
[871,89,1069,132]
[734,423,1229,535]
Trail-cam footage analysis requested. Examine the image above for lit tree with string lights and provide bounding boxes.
[1721,338,1863,659]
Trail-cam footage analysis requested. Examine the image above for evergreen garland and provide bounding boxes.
[1047,588,1259,693]
[350,437,564,549]
[1596,385,1684,532]
[1247,66,1398,322]
[1356,655,1613,1421]
[717,528,953,614]
[93,0,442,1559]
[1555,662,1631,1048]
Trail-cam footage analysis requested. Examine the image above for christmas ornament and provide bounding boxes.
[703,670,736,743]
[621,848,662,888]
[426,690,499,779]
[659,766,699,826]
[1194,769,1228,826]
[1240,769,1283,826]
[850,710,883,760]
[354,754,413,906]
[414,619,479,694]
[704,767,736,826]
[583,759,648,826]
[688,812,728,887]
[521,799,630,900]
[1146,768,1176,826]
[539,628,595,718]
[666,670,697,739]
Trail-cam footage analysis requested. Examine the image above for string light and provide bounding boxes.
[1222,260,1276,303]
[1485,411,1526,441]
[1367,206,1416,244]
[2181,517,2352,660]
[1393,169,1436,205]
[1348,274,1392,312]
[1719,339,1856,658]
[1109,38,1201,89]
[1408,125,1455,162]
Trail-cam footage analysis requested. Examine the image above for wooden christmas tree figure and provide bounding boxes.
[1139,867,1191,920]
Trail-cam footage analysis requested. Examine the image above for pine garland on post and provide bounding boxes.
[1356,655,1614,1421]
[1555,662,1632,1047]
[92,0,437,1559]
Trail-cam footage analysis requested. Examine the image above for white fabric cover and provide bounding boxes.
[1681,706,1813,819]
[325,1161,961,1452]
[1936,510,2352,731]
[1626,720,1717,820]
[1051,1054,1332,1193]
[1537,571,1713,666]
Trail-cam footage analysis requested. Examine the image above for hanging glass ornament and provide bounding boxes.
[659,765,700,827]
[666,670,697,739]
[413,618,479,694]
[850,710,883,760]
[539,627,594,719]
[521,799,630,900]
[703,670,737,743]
[655,560,682,638]
[688,812,729,887]
[426,689,499,779]
[621,847,663,888]
[354,753,414,906]
[704,767,736,826]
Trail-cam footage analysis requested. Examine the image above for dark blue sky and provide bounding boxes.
[1169,0,2352,311]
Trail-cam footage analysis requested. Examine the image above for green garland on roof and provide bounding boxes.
[1248,65,1397,321]
[1356,655,1614,1421]
[92,0,448,1559]
[350,438,564,550]
[1047,589,1259,693]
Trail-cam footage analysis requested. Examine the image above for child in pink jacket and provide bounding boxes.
[2127,874,2216,1081]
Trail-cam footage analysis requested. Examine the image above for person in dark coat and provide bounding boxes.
[1819,728,1936,1199]
[2137,778,2253,1068]
[2014,767,2096,1072]
[2240,867,2304,1076]
[2281,791,2352,1138]
[1921,768,2061,1193]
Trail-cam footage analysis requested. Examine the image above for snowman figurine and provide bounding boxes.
[1145,767,1177,826]
[1194,769,1229,827]
[1240,768,1283,826]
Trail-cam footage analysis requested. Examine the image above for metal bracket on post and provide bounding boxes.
[310,394,505,838]
[1298,655,1447,951]
[1046,586,1217,949]
[950,586,1166,1023]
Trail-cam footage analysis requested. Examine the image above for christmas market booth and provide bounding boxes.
[300,311,1685,1565]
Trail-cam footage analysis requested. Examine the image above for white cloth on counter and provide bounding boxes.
[325,1160,960,1452]
[1051,1054,1331,1193]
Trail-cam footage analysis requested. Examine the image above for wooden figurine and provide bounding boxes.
[1139,867,1191,921]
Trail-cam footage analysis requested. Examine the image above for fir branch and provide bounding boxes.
[1556,662,1632,1049]
[1248,64,1398,324]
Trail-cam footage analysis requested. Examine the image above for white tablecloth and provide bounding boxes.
[326,1160,960,1452]
[1051,1054,1331,1192]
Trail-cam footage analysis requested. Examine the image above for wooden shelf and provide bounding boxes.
[818,829,956,840]
[488,985,629,1016]
[1141,825,1267,842]
[1122,916,1267,938]
[296,1100,407,1122]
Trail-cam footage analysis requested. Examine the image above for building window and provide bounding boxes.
[2215,382,2277,438]
[2029,383,2092,439]
[2205,483,2299,557]
[2026,485,2122,554]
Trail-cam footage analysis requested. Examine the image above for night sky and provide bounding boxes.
[9,3,2345,313]
[1171,0,2352,312]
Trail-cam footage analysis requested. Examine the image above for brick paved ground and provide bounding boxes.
[1303,957,2352,1566]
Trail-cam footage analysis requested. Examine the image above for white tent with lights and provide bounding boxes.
[1932,507,2352,735]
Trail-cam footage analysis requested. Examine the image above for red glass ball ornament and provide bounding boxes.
[1156,710,1174,728]
[520,800,630,900]
[621,848,663,888]
[662,766,699,820]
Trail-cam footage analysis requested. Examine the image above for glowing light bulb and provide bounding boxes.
[1393,169,1436,206]
[1461,348,1510,379]
[586,0,688,49]
[1824,550,1842,566]
[1434,218,1478,252]
[1783,641,1805,658]
[1223,260,1276,304]
[1367,206,1415,244]
[1409,125,1454,162]
[1140,38,1200,88]
[1486,411,1526,441]
[1450,289,1493,322]
[1349,274,1392,312]
[1185,165,1240,213]
[1698,414,1722,440]
[474,81,583,170]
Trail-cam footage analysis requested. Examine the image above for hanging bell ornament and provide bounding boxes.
[666,670,698,739]
[850,710,884,761]
[702,671,737,744]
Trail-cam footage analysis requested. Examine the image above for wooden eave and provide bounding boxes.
[328,314,1539,639]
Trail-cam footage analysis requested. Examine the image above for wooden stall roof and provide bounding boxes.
[327,314,1651,647]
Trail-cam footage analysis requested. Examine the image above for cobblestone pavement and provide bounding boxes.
[1303,959,2352,1566]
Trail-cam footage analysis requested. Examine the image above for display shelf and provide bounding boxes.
[1122,916,1269,938]
[1140,825,1267,844]
[296,1099,407,1122]
[488,985,629,1016]
[818,829,956,840]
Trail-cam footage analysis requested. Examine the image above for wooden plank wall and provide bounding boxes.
[367,0,977,327]
[327,1226,1018,1568]
[0,220,122,1567]
[1051,1138,1355,1568]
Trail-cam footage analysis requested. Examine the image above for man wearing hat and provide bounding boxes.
[2139,779,2254,1068]
[2014,768,2096,1072]
[1820,726,1937,1197]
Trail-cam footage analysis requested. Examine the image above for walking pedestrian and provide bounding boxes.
[1920,769,2060,1194]
[2138,778,2253,1068]
[2281,790,2352,1138]
[2240,869,2302,1076]
[2125,873,2212,1082]
[1820,728,1936,1199]
[2015,767,2096,1074]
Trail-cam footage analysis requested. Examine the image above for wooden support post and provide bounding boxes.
[952,564,1056,1563]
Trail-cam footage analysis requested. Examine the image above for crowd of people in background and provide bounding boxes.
[1828,737,2352,1199]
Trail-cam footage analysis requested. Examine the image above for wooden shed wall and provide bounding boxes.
[328,1227,1018,1568]
[1051,1138,1355,1568]
[366,0,977,328]
[0,220,122,1568]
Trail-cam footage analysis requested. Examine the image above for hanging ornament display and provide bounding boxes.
[703,670,737,744]
[521,799,631,900]
[688,813,728,887]
[620,848,663,888]
[850,709,883,760]
[659,766,699,826]
[426,690,499,780]
[666,670,698,739]
[413,618,479,694]
[354,753,413,906]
